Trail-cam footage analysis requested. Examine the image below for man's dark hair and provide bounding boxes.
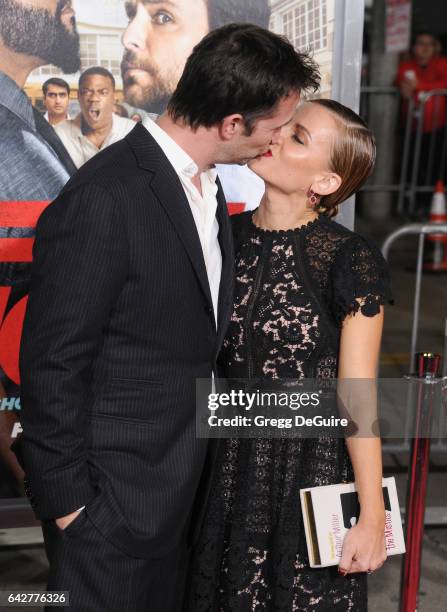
[79,66,116,90]
[42,78,70,97]
[168,24,320,133]
[412,31,438,46]
[207,0,270,30]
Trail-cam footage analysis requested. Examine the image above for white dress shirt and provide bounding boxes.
[142,116,222,326]
[54,113,135,168]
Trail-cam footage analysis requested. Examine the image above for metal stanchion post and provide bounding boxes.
[399,352,441,612]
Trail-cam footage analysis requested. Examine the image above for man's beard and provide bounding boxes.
[0,0,80,73]
[121,50,177,114]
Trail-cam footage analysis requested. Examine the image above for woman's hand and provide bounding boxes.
[338,518,387,575]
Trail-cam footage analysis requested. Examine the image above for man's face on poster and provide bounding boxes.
[44,83,69,117]
[0,0,80,73]
[78,74,116,132]
[122,0,209,113]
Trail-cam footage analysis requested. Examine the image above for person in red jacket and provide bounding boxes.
[395,32,447,215]
[396,32,447,133]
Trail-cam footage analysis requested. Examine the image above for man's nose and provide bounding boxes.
[270,129,283,146]
[122,4,148,51]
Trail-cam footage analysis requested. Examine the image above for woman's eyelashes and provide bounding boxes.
[292,132,304,144]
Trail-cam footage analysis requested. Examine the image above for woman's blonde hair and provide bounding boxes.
[310,99,376,218]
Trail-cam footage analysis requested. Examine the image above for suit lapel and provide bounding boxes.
[126,124,213,310]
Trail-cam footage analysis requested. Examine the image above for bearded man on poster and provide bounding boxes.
[121,0,272,211]
[0,0,80,198]
[14,23,319,612]
[0,0,79,494]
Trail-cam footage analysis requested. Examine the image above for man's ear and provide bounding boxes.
[218,114,245,141]
[312,172,342,197]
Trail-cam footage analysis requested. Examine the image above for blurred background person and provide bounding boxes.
[0,0,80,199]
[42,77,72,126]
[395,31,447,215]
[55,66,135,168]
[113,102,129,117]
[396,31,447,134]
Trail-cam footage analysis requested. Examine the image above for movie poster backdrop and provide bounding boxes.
[0,0,335,509]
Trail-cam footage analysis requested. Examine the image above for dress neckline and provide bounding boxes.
[249,210,322,236]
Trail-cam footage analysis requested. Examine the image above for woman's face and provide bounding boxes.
[248,102,339,196]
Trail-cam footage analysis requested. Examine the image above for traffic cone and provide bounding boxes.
[423,180,447,273]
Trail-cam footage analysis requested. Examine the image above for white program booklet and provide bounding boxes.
[300,476,406,568]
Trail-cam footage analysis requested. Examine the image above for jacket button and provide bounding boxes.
[204,305,213,316]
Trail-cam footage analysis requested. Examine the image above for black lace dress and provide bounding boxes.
[187,211,392,612]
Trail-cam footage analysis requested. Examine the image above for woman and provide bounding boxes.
[187,99,392,611]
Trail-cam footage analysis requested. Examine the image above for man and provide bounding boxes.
[113,102,129,118]
[122,0,271,211]
[42,77,71,126]
[55,67,136,169]
[0,0,80,199]
[0,0,79,511]
[122,0,270,115]
[14,24,319,611]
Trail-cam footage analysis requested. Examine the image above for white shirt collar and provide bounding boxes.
[142,116,217,184]
[44,111,72,123]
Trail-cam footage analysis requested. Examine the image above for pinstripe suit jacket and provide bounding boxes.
[13,123,234,559]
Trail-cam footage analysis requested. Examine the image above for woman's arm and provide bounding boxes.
[337,305,388,575]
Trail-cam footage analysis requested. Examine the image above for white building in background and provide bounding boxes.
[269,0,335,98]
[26,0,127,104]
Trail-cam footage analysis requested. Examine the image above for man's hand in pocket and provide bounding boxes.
[55,508,83,531]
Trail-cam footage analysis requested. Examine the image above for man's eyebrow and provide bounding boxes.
[295,122,312,140]
[125,0,177,10]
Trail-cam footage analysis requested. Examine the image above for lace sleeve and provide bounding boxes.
[329,233,393,324]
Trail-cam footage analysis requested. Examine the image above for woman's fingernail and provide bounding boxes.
[338,567,348,576]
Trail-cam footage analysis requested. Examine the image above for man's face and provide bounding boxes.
[44,84,69,117]
[227,92,301,166]
[0,0,80,73]
[413,35,437,67]
[78,74,115,132]
[121,0,209,113]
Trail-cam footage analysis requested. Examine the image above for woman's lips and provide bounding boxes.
[262,150,273,157]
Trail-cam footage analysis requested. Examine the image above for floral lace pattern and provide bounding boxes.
[187,212,391,611]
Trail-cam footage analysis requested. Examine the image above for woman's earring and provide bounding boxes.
[307,188,321,207]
